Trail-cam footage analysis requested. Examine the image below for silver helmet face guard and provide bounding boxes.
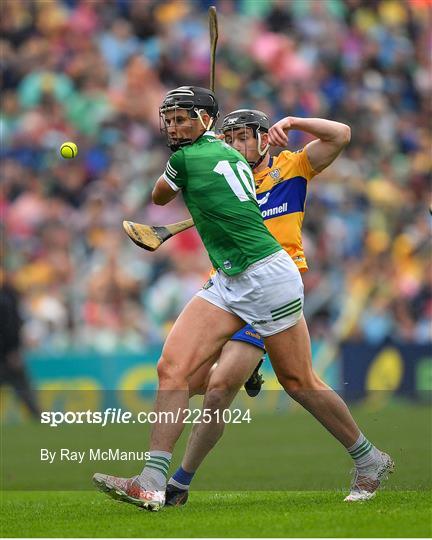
[222,123,269,169]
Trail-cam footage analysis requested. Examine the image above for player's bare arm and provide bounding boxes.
[268,117,351,172]
[152,176,179,206]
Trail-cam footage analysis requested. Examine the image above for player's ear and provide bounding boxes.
[260,132,269,151]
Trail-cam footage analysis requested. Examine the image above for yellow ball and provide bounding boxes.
[60,141,78,159]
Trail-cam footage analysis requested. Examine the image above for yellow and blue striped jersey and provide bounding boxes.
[255,148,317,272]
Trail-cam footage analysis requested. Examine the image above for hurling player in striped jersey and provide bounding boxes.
[165,110,394,505]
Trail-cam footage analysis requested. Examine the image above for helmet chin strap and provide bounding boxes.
[251,130,270,169]
[196,108,214,130]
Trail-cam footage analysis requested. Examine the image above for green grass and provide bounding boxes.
[1,490,431,537]
[1,402,431,536]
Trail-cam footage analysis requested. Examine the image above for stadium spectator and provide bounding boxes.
[1,0,430,355]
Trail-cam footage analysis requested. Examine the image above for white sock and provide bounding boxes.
[347,433,381,470]
[138,451,172,490]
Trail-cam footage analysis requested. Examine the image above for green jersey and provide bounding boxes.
[162,131,281,275]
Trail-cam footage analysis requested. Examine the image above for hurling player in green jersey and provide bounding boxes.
[92,88,393,510]
[159,100,281,274]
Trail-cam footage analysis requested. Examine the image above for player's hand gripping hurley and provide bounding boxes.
[122,7,218,251]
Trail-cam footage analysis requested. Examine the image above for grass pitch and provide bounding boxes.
[1,402,431,537]
[1,491,431,537]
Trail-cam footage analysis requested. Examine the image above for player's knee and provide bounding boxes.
[204,383,233,411]
[157,355,184,386]
[277,371,317,396]
[156,356,170,382]
[208,371,242,397]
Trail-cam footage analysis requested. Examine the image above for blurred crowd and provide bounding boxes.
[1,0,431,354]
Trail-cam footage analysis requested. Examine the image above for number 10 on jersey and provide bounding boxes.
[214,160,257,202]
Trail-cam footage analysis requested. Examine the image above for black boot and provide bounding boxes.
[244,358,265,397]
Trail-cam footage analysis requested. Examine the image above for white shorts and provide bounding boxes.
[197,250,304,337]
